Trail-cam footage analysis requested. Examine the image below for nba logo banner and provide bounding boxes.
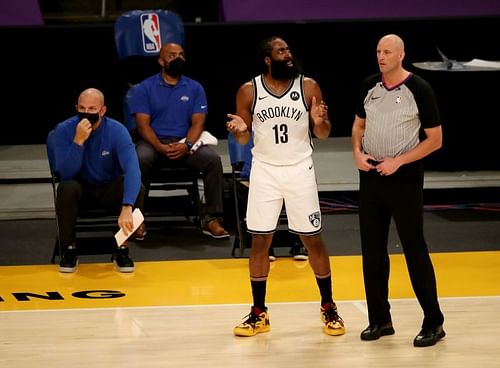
[141,13,161,53]
[115,9,184,59]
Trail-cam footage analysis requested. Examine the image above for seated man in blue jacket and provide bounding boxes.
[51,88,145,273]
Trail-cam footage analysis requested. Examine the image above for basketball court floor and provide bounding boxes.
[1,253,500,367]
[1,138,500,367]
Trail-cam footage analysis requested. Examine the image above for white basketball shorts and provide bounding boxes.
[246,157,322,235]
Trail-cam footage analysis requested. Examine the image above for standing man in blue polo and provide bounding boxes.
[128,42,229,239]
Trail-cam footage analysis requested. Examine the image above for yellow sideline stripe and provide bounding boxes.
[0,251,499,311]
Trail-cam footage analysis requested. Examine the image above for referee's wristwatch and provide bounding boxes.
[185,141,194,154]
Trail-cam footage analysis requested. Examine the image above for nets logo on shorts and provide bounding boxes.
[308,211,321,228]
[140,13,161,53]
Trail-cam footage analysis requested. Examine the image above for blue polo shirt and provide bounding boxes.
[128,73,208,138]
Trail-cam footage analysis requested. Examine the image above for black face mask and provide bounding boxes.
[270,58,300,80]
[78,112,100,125]
[164,57,185,78]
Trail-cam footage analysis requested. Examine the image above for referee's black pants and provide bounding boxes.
[358,161,444,329]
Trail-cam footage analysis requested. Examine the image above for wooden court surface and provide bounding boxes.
[1,251,500,367]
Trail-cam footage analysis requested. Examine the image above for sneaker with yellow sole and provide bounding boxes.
[233,307,270,336]
[321,303,346,336]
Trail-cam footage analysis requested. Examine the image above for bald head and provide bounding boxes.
[78,88,105,107]
[378,34,405,52]
[376,34,406,76]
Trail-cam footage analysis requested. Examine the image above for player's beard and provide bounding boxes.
[270,58,300,80]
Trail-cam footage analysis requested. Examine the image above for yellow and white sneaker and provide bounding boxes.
[233,307,270,337]
[321,303,346,336]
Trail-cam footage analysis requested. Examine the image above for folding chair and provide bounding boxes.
[115,10,203,229]
[227,132,252,257]
[46,129,118,264]
[145,160,204,228]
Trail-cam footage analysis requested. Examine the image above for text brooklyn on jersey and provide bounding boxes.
[255,106,304,122]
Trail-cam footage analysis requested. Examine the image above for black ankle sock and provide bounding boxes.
[316,274,333,306]
[251,279,267,310]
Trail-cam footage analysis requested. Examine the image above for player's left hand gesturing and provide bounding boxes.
[310,96,328,126]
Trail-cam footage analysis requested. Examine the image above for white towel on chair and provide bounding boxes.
[179,131,218,153]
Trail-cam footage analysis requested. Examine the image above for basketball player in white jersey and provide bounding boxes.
[226,36,345,337]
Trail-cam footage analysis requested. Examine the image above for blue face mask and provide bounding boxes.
[78,112,100,125]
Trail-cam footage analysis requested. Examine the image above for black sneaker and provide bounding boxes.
[290,243,308,261]
[59,246,78,273]
[113,246,135,273]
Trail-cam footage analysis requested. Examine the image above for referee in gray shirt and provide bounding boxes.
[351,34,445,348]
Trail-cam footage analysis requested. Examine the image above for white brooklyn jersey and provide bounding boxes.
[251,74,313,165]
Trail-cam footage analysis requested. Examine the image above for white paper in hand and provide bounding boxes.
[114,208,144,246]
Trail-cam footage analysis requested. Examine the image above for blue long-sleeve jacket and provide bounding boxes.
[51,116,141,206]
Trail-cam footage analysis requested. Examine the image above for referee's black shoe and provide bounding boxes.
[360,322,395,340]
[413,325,445,347]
